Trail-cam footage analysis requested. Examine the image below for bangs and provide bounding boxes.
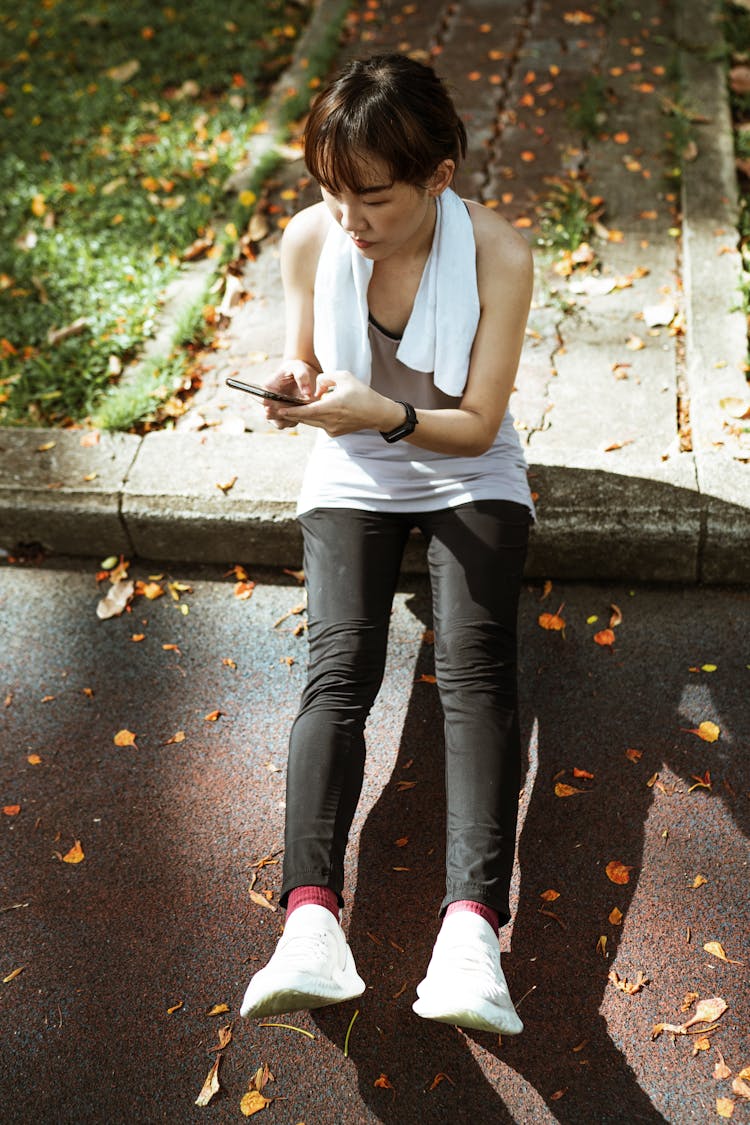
[305,116,399,195]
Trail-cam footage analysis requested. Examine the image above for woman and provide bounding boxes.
[240,53,534,1035]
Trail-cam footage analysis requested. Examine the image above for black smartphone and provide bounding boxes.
[225,376,308,406]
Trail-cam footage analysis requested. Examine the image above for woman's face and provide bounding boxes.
[319,153,442,261]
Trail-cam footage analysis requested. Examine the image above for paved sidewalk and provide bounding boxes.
[0,0,748,581]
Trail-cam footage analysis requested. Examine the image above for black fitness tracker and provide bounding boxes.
[380,400,418,443]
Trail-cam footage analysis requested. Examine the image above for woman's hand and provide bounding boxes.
[276,369,404,436]
[262,359,319,429]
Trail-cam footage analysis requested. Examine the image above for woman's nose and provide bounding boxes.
[340,205,364,233]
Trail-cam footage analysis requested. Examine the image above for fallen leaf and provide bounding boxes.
[429,1073,455,1090]
[686,721,720,743]
[249,890,277,912]
[732,1077,750,1099]
[606,861,633,885]
[96,579,135,619]
[3,805,20,816]
[596,935,608,956]
[609,604,623,627]
[207,1003,230,1016]
[240,1064,273,1116]
[106,58,141,83]
[540,889,561,902]
[234,581,256,600]
[217,476,238,494]
[114,729,137,748]
[594,628,616,646]
[416,673,437,683]
[716,1098,735,1118]
[714,1050,732,1080]
[643,301,675,327]
[27,754,42,765]
[164,731,185,745]
[204,710,222,722]
[625,748,642,763]
[692,874,707,889]
[652,996,728,1038]
[195,1058,221,1106]
[539,604,566,631]
[2,966,26,983]
[167,1000,183,1014]
[555,782,587,797]
[609,968,649,994]
[374,1074,394,1090]
[704,941,743,965]
[609,907,624,925]
[62,840,84,864]
[602,440,634,453]
[694,1036,712,1053]
[572,767,595,779]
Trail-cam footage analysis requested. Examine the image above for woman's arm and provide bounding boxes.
[260,204,327,424]
[278,202,534,454]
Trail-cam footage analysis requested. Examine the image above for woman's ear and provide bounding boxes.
[428,159,456,196]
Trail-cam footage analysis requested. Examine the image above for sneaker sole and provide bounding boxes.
[412,994,523,1035]
[241,972,365,1019]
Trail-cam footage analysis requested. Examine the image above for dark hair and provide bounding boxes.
[304,53,467,193]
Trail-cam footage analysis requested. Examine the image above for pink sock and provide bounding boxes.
[286,885,339,921]
[446,899,500,937]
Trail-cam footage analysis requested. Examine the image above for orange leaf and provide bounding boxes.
[114,729,137,747]
[207,1003,230,1016]
[164,731,185,745]
[374,1073,394,1090]
[555,782,586,797]
[540,889,560,901]
[572,767,594,779]
[3,805,20,816]
[240,1089,269,1116]
[609,906,624,925]
[539,604,566,631]
[204,710,222,722]
[605,860,632,885]
[625,748,642,762]
[62,839,84,864]
[594,628,616,646]
[416,673,437,684]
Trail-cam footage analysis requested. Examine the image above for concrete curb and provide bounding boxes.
[1,0,748,583]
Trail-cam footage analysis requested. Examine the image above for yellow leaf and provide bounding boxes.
[609,907,624,925]
[207,1003,230,1016]
[114,729,137,747]
[164,731,185,745]
[692,874,707,888]
[3,966,26,983]
[716,1098,735,1118]
[704,941,743,965]
[204,710,222,722]
[555,782,586,797]
[695,720,720,742]
[27,754,42,765]
[195,1057,221,1106]
[240,1090,270,1116]
[167,1000,183,1014]
[62,839,84,864]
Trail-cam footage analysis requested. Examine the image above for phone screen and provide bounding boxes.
[225,377,308,406]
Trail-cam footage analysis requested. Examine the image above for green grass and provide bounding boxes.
[536,177,599,255]
[0,1,311,428]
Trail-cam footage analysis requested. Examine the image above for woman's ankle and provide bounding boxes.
[286,885,340,921]
[445,899,500,937]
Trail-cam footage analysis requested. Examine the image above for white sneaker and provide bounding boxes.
[240,904,366,1019]
[412,911,524,1034]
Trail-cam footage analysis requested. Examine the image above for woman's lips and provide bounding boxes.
[352,237,373,249]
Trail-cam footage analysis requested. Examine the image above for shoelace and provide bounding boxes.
[275,929,331,970]
[437,939,500,981]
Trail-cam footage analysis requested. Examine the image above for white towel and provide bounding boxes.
[313,187,480,398]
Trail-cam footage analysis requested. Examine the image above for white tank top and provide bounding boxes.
[296,318,535,517]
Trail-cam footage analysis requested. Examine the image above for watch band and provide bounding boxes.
[380,400,418,443]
